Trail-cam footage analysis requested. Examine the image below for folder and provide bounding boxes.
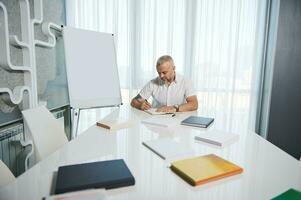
[170,154,243,186]
[55,159,135,194]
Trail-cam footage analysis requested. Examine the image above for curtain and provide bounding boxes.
[66,0,267,133]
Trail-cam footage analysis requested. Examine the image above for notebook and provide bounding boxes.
[96,117,134,130]
[181,116,214,128]
[194,130,239,147]
[170,154,243,186]
[271,188,301,200]
[141,116,177,128]
[144,108,174,115]
[142,138,194,161]
[55,159,135,194]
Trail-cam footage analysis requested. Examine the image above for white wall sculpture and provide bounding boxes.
[0,0,62,111]
[0,0,63,171]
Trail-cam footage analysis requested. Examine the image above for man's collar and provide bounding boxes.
[174,73,178,84]
[166,73,177,85]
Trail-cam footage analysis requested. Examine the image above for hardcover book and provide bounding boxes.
[55,159,135,194]
[170,154,243,186]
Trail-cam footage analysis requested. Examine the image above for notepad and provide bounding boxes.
[181,116,214,128]
[96,117,134,130]
[170,154,243,186]
[142,138,194,160]
[144,108,174,115]
[55,159,135,194]
[194,130,239,147]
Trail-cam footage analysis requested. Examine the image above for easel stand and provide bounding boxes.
[70,104,122,139]
[71,108,80,139]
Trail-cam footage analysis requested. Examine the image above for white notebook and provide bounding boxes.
[194,130,239,147]
[144,108,174,115]
[96,117,134,130]
[142,138,194,161]
[141,116,177,128]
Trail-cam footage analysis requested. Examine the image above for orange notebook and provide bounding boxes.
[170,154,243,186]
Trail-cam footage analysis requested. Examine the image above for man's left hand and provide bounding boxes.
[156,106,176,112]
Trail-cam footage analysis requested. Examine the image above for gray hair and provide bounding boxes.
[156,55,174,68]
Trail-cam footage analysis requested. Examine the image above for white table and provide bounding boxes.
[1,106,300,200]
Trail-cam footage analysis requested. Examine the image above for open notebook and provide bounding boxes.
[144,108,175,115]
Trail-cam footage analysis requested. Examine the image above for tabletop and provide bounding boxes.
[0,105,300,200]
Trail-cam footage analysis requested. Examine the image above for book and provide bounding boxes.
[142,138,194,160]
[181,116,214,128]
[170,154,243,186]
[96,117,134,130]
[55,159,135,194]
[194,130,239,147]
[144,108,174,115]
[141,116,177,128]
[271,188,301,200]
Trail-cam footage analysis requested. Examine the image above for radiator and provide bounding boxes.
[0,107,68,176]
[0,124,24,176]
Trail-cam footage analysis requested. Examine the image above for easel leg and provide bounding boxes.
[71,108,81,139]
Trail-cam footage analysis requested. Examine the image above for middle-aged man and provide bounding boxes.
[131,55,198,112]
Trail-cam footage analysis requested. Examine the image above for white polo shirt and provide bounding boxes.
[139,74,195,108]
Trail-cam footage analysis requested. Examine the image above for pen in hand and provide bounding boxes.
[142,99,151,110]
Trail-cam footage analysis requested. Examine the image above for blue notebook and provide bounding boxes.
[55,159,135,194]
[181,116,214,128]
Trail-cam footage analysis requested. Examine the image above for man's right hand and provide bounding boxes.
[140,100,151,110]
[131,94,152,110]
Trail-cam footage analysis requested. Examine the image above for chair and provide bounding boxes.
[0,160,15,188]
[22,106,68,162]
